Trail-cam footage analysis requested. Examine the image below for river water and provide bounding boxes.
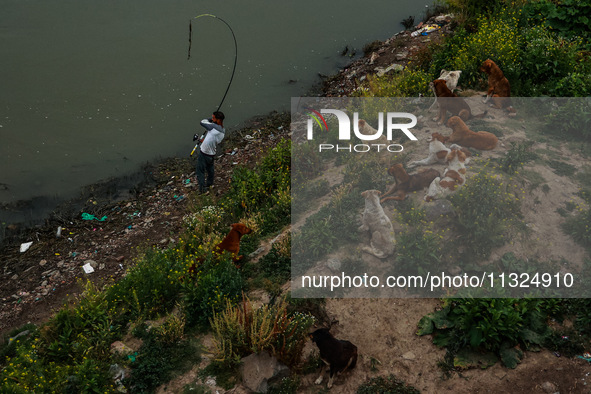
[0,0,432,226]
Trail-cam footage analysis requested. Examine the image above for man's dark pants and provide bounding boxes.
[196,151,215,193]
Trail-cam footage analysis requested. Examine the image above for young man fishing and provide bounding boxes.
[195,111,225,194]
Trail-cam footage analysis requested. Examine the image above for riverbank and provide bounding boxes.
[0,12,457,338]
[0,112,290,337]
[3,6,591,393]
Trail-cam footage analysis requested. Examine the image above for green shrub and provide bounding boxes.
[418,298,549,369]
[181,257,244,328]
[106,249,183,320]
[452,14,520,88]
[258,234,291,284]
[543,99,591,142]
[396,229,441,275]
[497,141,537,175]
[523,0,591,49]
[292,187,361,273]
[211,297,315,369]
[355,69,433,97]
[41,282,119,364]
[449,168,522,261]
[125,336,201,393]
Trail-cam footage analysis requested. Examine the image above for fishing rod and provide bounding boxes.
[188,13,238,157]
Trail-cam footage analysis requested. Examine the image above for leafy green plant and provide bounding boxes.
[498,141,537,175]
[258,234,292,284]
[544,99,591,142]
[125,336,201,394]
[355,69,433,97]
[396,229,441,275]
[40,281,119,363]
[106,249,183,320]
[449,169,522,261]
[181,257,244,328]
[418,298,550,369]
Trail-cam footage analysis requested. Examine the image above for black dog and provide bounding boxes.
[309,328,358,389]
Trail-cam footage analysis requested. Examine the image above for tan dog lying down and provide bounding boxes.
[424,148,468,202]
[359,190,395,258]
[408,132,469,168]
[446,116,498,150]
[381,164,440,203]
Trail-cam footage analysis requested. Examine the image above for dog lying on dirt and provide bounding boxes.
[431,79,487,124]
[446,116,498,150]
[424,148,469,202]
[380,164,440,203]
[408,132,471,168]
[429,69,462,110]
[309,328,358,389]
[479,59,516,115]
[359,190,395,258]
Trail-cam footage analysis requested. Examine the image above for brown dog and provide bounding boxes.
[381,163,440,203]
[446,116,498,150]
[431,79,486,124]
[479,59,516,114]
[187,223,253,276]
[214,223,253,263]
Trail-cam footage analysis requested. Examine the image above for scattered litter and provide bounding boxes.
[20,242,33,253]
[411,24,440,37]
[577,355,591,362]
[56,226,62,237]
[82,213,107,221]
[82,263,95,274]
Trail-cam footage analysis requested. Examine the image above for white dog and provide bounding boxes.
[408,132,469,168]
[408,132,450,168]
[359,190,396,258]
[429,69,462,110]
[424,148,468,202]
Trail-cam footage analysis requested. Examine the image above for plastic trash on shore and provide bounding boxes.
[411,24,440,37]
[81,212,108,221]
[82,263,95,274]
[20,242,33,253]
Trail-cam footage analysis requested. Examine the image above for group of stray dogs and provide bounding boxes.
[302,60,516,391]
[358,58,514,260]
[205,59,515,389]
